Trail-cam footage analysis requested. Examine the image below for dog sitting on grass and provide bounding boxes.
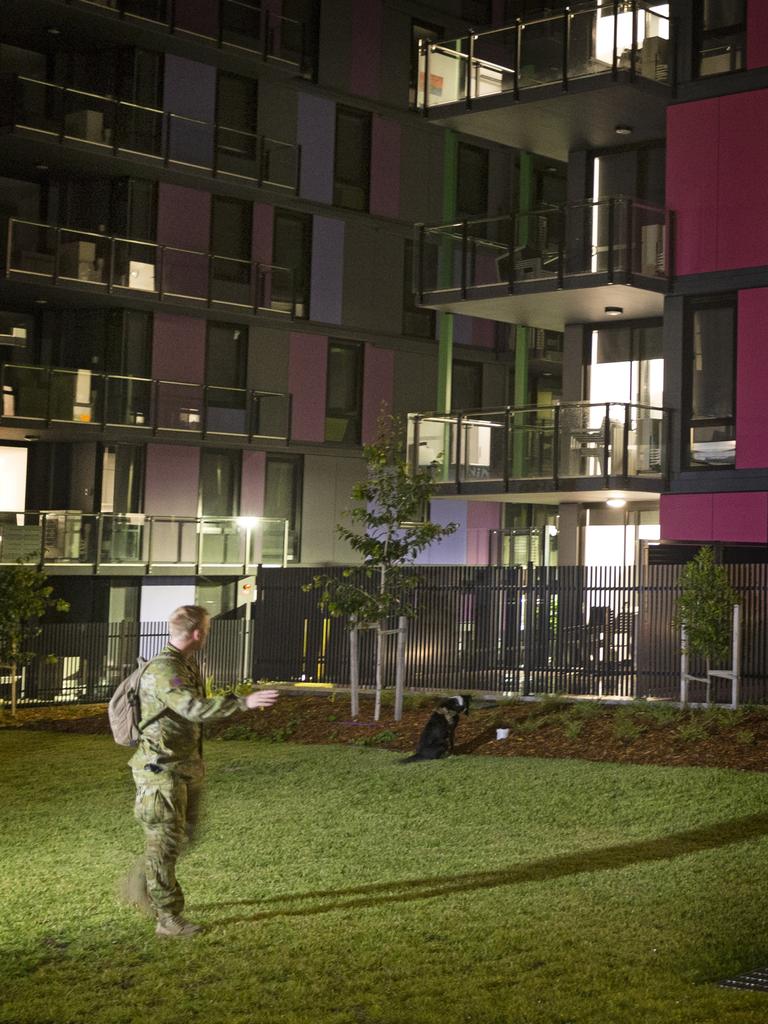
[401,695,472,763]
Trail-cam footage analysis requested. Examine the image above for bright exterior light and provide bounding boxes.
[236,517,259,528]
[605,306,624,316]
[606,497,627,509]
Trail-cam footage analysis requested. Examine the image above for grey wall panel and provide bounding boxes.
[342,222,403,335]
[482,362,507,407]
[400,126,443,225]
[317,0,353,93]
[380,7,411,109]
[248,326,289,393]
[300,453,364,564]
[258,81,297,146]
[392,349,438,415]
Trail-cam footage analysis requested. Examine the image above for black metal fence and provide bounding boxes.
[7,563,768,706]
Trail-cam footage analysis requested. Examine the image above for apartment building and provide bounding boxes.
[0,0,765,624]
[0,0,520,622]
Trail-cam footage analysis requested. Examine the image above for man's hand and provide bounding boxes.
[244,689,280,710]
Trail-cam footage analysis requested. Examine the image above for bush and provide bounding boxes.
[677,722,708,744]
[613,718,645,744]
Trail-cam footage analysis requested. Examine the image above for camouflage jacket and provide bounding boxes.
[128,644,245,783]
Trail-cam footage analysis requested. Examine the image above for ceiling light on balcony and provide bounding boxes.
[615,124,633,135]
[606,497,627,509]
[45,26,61,36]
[34,298,47,305]
[24,435,40,442]
[605,306,624,317]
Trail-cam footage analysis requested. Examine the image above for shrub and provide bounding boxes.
[613,718,645,744]
[562,719,584,740]
[735,729,756,746]
[677,722,708,743]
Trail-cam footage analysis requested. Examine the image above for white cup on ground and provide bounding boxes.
[496,727,510,740]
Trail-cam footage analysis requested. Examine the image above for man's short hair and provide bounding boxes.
[168,605,210,638]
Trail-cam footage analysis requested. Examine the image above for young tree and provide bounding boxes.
[0,563,69,716]
[306,414,457,720]
[675,546,739,706]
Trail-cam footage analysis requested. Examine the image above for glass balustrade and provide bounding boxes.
[408,402,667,488]
[5,76,299,190]
[6,219,298,315]
[417,200,669,298]
[417,2,672,110]
[0,512,290,570]
[0,363,290,441]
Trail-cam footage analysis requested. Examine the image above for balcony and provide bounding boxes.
[407,401,669,503]
[416,2,673,160]
[58,0,311,76]
[0,74,300,194]
[0,363,290,443]
[415,200,670,332]
[4,218,302,317]
[0,511,290,574]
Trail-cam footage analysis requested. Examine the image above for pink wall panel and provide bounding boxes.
[157,184,211,251]
[362,344,394,443]
[241,450,266,517]
[717,91,768,269]
[467,501,501,566]
[152,314,206,383]
[288,333,327,442]
[712,492,768,544]
[144,444,200,516]
[736,288,768,469]
[659,493,713,542]
[748,4,768,69]
[252,203,274,265]
[666,101,719,275]
[370,118,401,219]
[349,0,383,99]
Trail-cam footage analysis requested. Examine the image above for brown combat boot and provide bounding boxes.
[155,915,203,938]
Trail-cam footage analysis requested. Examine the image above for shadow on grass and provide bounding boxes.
[204,811,768,929]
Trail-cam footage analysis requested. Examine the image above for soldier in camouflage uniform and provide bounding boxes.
[119,605,279,938]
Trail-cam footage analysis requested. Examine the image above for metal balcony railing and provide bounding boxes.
[0,363,291,442]
[5,218,302,317]
[0,511,290,571]
[416,199,671,301]
[61,0,311,75]
[1,74,300,193]
[417,0,673,111]
[408,401,669,490]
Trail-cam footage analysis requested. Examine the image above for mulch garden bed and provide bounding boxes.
[3,690,768,772]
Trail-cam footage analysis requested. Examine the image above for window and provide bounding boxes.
[451,360,483,411]
[216,73,258,177]
[402,239,435,338]
[211,195,253,304]
[199,449,241,516]
[695,0,746,77]
[685,298,736,468]
[334,106,371,211]
[272,209,312,318]
[264,455,303,561]
[206,322,248,432]
[325,341,363,444]
[456,142,489,220]
[100,445,144,514]
[410,19,443,108]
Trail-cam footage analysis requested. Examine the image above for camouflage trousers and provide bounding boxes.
[132,773,204,918]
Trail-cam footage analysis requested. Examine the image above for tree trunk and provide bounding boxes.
[394,616,407,721]
[10,659,17,717]
[373,621,384,722]
[349,622,360,719]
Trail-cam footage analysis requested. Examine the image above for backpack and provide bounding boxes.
[108,657,149,747]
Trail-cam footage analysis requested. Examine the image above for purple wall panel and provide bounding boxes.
[310,217,344,324]
[362,344,394,443]
[144,444,200,516]
[660,494,714,542]
[467,501,501,565]
[736,288,768,469]
[157,184,211,251]
[241,450,266,516]
[163,55,217,120]
[452,314,473,346]
[349,0,383,99]
[717,91,768,270]
[297,94,335,203]
[173,0,218,39]
[473,319,496,349]
[491,0,506,26]
[370,118,401,219]
[416,500,467,564]
[252,203,275,264]
[748,4,768,69]
[152,314,206,383]
[288,332,327,442]
[712,492,768,544]
[666,100,719,275]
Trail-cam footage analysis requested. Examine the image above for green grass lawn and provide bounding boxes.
[2,733,768,1024]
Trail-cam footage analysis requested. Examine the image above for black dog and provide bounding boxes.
[401,695,472,763]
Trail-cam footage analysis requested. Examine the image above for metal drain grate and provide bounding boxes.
[720,968,768,992]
